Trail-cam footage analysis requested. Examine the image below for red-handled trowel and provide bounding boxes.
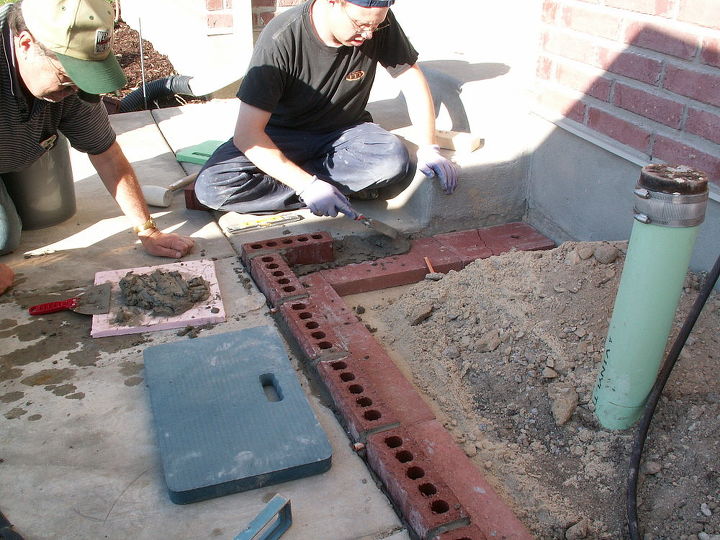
[29,282,112,316]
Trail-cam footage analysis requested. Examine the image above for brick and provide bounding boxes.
[433,230,492,266]
[206,0,223,10]
[536,55,553,80]
[613,83,684,128]
[664,65,720,108]
[678,0,720,30]
[700,37,720,68]
[604,0,673,16]
[560,4,622,40]
[431,525,489,540]
[542,29,597,64]
[587,108,652,153]
[653,136,720,185]
[536,84,586,123]
[406,237,465,275]
[249,254,307,307]
[541,0,558,24]
[411,420,534,540]
[316,359,400,441]
[184,181,211,211]
[624,22,699,60]
[251,0,276,6]
[686,108,720,145]
[597,48,662,85]
[554,62,612,101]
[299,272,359,325]
[335,323,436,427]
[367,427,470,539]
[207,13,233,28]
[240,231,334,267]
[478,222,555,256]
[279,299,346,361]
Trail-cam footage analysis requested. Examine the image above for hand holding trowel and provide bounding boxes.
[29,282,112,316]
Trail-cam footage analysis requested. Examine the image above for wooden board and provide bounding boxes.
[91,259,225,338]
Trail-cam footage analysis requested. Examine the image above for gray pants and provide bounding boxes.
[0,175,22,255]
[195,122,412,213]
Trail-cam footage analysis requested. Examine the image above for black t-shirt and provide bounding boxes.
[238,1,418,132]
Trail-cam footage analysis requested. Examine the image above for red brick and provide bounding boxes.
[664,65,720,108]
[184,181,211,211]
[613,83,684,128]
[624,22,699,60]
[207,13,233,28]
[587,108,652,153]
[597,48,662,85]
[536,56,553,81]
[478,222,555,256]
[433,230,493,266]
[432,525,489,540]
[319,252,428,296]
[240,231,334,267]
[542,29,597,64]
[206,0,223,10]
[555,62,612,101]
[700,37,720,68]
[406,237,465,275]
[335,323,436,427]
[604,0,673,16]
[541,0,558,24]
[249,254,307,306]
[367,427,470,539]
[560,4,622,40]
[300,272,360,325]
[678,0,720,30]
[653,136,720,185]
[279,299,346,361]
[254,10,275,26]
[411,420,534,540]
[536,85,586,123]
[317,359,400,441]
[251,0,276,6]
[686,108,720,145]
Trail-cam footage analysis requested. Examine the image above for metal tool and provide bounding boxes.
[143,172,199,208]
[28,282,112,316]
[225,213,304,233]
[234,494,292,540]
[355,213,401,239]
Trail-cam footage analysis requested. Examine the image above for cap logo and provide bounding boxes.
[346,70,365,81]
[94,29,112,55]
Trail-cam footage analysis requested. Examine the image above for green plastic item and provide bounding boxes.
[175,140,225,165]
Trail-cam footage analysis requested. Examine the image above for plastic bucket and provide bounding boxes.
[4,135,76,230]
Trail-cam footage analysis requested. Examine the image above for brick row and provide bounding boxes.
[249,254,307,307]
[241,231,334,267]
[478,222,556,256]
[298,272,360,325]
[278,299,346,361]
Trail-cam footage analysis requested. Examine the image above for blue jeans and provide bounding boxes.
[195,122,411,213]
[0,175,22,255]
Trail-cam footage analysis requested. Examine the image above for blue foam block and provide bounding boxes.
[143,326,332,504]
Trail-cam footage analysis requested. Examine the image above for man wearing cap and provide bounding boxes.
[0,0,194,295]
[195,0,458,219]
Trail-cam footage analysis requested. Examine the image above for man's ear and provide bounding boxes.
[14,31,36,58]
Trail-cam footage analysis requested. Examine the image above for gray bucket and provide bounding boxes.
[4,135,77,230]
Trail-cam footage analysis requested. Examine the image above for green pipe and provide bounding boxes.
[592,165,708,430]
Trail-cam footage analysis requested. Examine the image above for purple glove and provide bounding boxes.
[298,177,357,218]
[417,144,459,194]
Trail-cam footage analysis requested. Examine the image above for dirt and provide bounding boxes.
[353,240,720,539]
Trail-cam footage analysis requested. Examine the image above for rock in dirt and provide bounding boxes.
[643,461,662,475]
[565,518,589,539]
[594,244,619,264]
[577,246,595,260]
[408,302,435,326]
[548,383,579,425]
[477,329,501,352]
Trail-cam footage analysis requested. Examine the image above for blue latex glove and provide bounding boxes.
[298,177,357,218]
[417,144,459,194]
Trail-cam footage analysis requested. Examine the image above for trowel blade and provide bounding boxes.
[358,216,400,239]
[74,282,112,314]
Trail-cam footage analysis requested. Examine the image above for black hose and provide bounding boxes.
[119,75,194,113]
[627,252,720,539]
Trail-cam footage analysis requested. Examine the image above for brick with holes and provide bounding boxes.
[249,254,307,307]
[478,222,555,256]
[299,272,360,325]
[431,525,489,540]
[317,359,400,441]
[241,231,334,267]
[279,299,347,361]
[366,427,470,539]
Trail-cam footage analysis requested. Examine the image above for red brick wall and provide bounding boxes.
[537,0,720,185]
[251,0,304,35]
[206,0,234,30]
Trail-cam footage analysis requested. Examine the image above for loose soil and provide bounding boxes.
[353,241,720,539]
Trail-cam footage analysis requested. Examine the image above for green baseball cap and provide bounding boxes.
[22,0,127,94]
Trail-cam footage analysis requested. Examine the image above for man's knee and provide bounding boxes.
[0,180,22,255]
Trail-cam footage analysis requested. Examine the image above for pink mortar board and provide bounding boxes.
[91,260,225,338]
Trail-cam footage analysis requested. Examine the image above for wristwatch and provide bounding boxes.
[133,218,157,234]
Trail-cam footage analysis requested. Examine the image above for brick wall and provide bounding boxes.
[537,0,720,185]
[251,0,304,38]
[206,0,234,31]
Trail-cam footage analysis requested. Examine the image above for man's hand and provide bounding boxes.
[0,263,14,295]
[417,145,459,194]
[298,177,357,218]
[137,229,194,259]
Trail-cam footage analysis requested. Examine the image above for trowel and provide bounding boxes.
[354,213,401,239]
[29,282,112,316]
